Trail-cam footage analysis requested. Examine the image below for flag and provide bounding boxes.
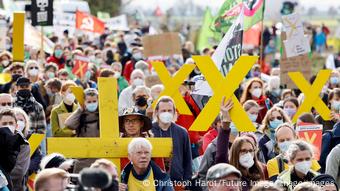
[212,8,244,76]
[212,0,264,33]
[24,24,55,55]
[97,11,110,20]
[196,8,215,53]
[192,8,244,97]
[72,56,89,78]
[76,11,105,34]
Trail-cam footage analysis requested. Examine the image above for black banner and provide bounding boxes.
[31,0,53,26]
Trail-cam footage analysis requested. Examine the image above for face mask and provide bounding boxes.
[3,126,15,134]
[28,69,39,76]
[253,71,261,77]
[55,49,63,58]
[17,120,25,132]
[295,160,312,175]
[132,78,144,86]
[330,77,339,85]
[239,152,254,169]
[331,100,340,111]
[114,72,121,78]
[284,108,296,118]
[1,60,10,67]
[86,102,98,112]
[278,141,293,153]
[248,114,258,122]
[47,72,55,79]
[269,119,283,130]
[133,52,143,60]
[135,97,147,107]
[85,71,92,81]
[159,112,173,124]
[273,89,281,97]
[12,74,22,82]
[251,88,262,98]
[64,93,75,104]
[46,89,55,97]
[17,89,31,98]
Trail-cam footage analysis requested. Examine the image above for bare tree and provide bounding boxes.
[328,7,338,16]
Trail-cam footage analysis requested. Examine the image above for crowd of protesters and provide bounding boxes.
[0,20,339,191]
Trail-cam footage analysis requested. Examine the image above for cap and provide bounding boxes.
[16,77,31,86]
[206,163,241,181]
[312,174,339,190]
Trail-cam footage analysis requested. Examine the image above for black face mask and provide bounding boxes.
[12,74,22,82]
[102,179,119,191]
[135,97,147,107]
[17,89,31,98]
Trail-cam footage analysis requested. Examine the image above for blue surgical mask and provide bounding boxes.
[248,114,258,122]
[55,49,63,58]
[284,108,296,118]
[86,102,98,112]
[269,119,283,130]
[230,122,238,137]
[331,100,340,111]
[278,140,293,153]
[330,77,339,85]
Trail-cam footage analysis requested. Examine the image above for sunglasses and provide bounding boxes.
[270,116,283,121]
[0,102,12,107]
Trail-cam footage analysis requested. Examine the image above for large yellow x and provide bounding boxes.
[151,62,195,115]
[289,70,331,123]
[189,56,257,132]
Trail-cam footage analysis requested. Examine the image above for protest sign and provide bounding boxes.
[280,32,312,88]
[0,19,7,51]
[104,15,129,31]
[24,24,55,55]
[58,113,72,129]
[76,11,105,34]
[72,55,89,78]
[296,123,323,160]
[31,0,53,26]
[142,32,182,58]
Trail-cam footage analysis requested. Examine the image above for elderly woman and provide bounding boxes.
[275,140,319,191]
[24,60,41,83]
[120,138,173,191]
[132,85,151,115]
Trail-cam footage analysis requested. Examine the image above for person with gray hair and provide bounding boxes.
[118,69,145,114]
[0,93,13,110]
[135,60,151,76]
[206,163,242,191]
[132,86,151,115]
[150,84,164,101]
[276,140,319,191]
[120,138,173,191]
[111,62,129,96]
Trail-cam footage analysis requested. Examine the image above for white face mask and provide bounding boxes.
[17,120,26,132]
[64,93,75,104]
[278,141,293,153]
[1,60,10,67]
[2,125,16,134]
[251,88,262,98]
[248,113,258,122]
[159,112,173,124]
[295,160,312,175]
[239,152,254,169]
[132,78,144,86]
[28,68,39,76]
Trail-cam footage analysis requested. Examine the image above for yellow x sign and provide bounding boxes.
[289,70,331,123]
[28,134,45,157]
[151,62,195,115]
[189,55,257,132]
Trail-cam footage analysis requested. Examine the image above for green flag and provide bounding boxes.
[196,8,215,52]
[212,0,264,33]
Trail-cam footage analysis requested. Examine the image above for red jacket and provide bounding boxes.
[202,128,218,152]
[47,56,65,69]
[254,95,272,124]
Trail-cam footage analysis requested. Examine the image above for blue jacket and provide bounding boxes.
[121,161,174,191]
[152,122,192,181]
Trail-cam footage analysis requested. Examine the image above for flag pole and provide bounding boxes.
[40,26,44,60]
[259,0,266,68]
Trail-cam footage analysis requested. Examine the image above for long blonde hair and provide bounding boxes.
[13,107,30,136]
[261,107,291,135]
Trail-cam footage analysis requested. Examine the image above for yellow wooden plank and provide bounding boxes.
[70,86,84,106]
[12,12,25,62]
[47,138,172,158]
[28,134,45,157]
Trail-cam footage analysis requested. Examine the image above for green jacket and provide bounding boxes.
[50,101,78,137]
[275,167,319,191]
[118,76,129,97]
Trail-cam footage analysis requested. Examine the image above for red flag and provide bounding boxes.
[76,11,105,34]
[72,56,89,78]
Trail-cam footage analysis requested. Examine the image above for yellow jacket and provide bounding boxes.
[50,101,78,137]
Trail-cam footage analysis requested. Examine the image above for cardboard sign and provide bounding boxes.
[31,0,53,26]
[142,32,182,58]
[72,55,89,78]
[296,123,323,160]
[280,32,312,89]
[282,13,304,39]
[0,19,6,51]
[104,15,129,31]
[283,35,311,58]
[58,113,72,129]
[24,24,55,54]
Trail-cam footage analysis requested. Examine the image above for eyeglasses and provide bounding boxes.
[0,102,12,107]
[124,118,141,124]
[270,116,283,121]
[239,149,255,155]
[29,67,39,70]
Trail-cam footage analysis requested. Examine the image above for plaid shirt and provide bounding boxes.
[14,97,46,134]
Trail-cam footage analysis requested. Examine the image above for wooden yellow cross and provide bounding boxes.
[47,78,173,171]
[288,70,331,123]
[12,12,25,62]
